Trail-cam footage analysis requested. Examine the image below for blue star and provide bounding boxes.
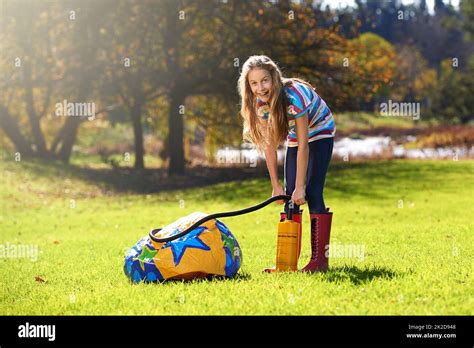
[164,226,210,266]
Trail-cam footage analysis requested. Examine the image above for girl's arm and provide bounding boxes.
[264,143,285,204]
[293,113,309,205]
[264,145,279,187]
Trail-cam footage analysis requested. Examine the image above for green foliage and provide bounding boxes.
[428,59,474,124]
[334,111,419,136]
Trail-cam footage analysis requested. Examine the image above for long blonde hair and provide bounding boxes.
[237,55,311,151]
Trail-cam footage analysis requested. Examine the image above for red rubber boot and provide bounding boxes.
[263,210,302,273]
[300,208,333,273]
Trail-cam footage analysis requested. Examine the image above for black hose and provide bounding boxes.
[149,194,292,243]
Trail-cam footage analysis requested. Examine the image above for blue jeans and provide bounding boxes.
[284,137,334,214]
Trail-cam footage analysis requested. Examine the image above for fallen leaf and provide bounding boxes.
[35,276,46,283]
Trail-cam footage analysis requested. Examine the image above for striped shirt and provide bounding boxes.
[256,81,336,147]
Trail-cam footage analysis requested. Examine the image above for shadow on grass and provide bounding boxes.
[325,159,466,200]
[183,271,253,284]
[136,266,399,286]
[197,159,463,202]
[12,158,272,195]
[136,271,252,286]
[7,158,466,202]
[318,265,401,285]
[207,271,252,283]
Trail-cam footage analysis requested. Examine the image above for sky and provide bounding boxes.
[321,0,460,14]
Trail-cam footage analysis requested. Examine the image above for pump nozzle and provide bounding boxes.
[287,201,294,221]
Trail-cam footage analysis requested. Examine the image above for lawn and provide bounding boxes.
[0,158,472,315]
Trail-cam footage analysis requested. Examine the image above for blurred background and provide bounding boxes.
[0,0,473,184]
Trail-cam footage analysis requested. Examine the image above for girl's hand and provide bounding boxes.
[292,187,306,206]
[272,185,286,205]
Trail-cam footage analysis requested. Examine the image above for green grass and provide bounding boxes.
[334,111,426,135]
[0,158,472,315]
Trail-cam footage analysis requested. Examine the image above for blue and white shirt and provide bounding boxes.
[257,80,336,147]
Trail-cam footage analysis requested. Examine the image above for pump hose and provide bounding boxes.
[149,194,292,243]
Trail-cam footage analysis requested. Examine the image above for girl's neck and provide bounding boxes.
[257,97,270,105]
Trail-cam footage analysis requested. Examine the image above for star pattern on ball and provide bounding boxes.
[164,226,210,266]
[134,244,158,271]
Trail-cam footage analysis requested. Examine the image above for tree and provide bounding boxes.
[429,58,474,124]
[345,32,397,110]
[98,0,168,170]
[392,44,436,103]
[159,0,258,175]
[461,0,474,41]
[0,0,114,162]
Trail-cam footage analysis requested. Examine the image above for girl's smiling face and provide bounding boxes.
[248,69,272,103]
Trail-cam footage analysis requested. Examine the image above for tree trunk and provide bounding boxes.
[168,92,185,175]
[131,101,145,170]
[55,77,92,163]
[57,117,82,163]
[0,106,34,157]
[23,61,48,156]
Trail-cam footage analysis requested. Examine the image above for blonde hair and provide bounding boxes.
[237,55,312,151]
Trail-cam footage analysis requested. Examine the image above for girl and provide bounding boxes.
[237,55,335,273]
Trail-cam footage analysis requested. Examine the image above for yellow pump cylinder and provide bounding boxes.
[275,219,301,271]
